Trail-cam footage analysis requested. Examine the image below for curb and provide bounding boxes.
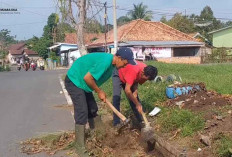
[58,75,73,105]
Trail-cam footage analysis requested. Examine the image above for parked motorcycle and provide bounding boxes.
[39,66,44,70]
[17,64,21,71]
[31,62,36,71]
[24,62,30,71]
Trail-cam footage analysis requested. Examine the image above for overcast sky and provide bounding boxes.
[0,0,232,40]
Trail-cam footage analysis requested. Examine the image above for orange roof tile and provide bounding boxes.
[64,33,103,45]
[89,19,198,47]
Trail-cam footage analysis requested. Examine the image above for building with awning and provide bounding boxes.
[88,19,210,64]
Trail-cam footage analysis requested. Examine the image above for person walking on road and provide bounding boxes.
[112,60,158,128]
[65,47,136,157]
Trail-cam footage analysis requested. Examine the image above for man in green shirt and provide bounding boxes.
[65,48,136,157]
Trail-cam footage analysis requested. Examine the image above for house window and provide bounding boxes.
[173,47,200,57]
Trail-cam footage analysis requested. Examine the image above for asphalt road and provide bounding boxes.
[0,69,73,157]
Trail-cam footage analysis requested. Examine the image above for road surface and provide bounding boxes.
[0,69,73,157]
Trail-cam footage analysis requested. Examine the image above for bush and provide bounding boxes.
[0,65,11,72]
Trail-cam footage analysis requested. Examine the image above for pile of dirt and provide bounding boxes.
[85,114,159,157]
[167,83,232,119]
[164,83,232,157]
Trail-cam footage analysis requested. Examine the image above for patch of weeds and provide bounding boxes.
[21,132,74,155]
[190,140,205,150]
[213,133,232,157]
[38,133,63,149]
[139,81,168,112]
[63,141,75,150]
[157,108,205,137]
[211,105,232,117]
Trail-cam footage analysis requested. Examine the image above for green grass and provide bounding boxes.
[157,108,205,137]
[147,62,232,94]
[214,133,232,157]
[94,62,232,137]
[99,62,232,112]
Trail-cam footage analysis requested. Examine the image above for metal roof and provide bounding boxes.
[116,41,204,47]
[48,43,78,50]
[208,26,232,34]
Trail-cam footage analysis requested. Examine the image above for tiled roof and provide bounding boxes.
[8,43,38,55]
[9,50,23,55]
[8,43,26,50]
[64,33,102,45]
[24,49,38,55]
[89,19,198,47]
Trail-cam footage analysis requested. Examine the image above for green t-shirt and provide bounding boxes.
[67,53,114,92]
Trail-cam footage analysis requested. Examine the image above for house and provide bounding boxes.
[8,43,39,64]
[48,43,79,67]
[64,33,101,45]
[209,26,232,48]
[48,33,101,66]
[188,32,212,55]
[89,19,209,64]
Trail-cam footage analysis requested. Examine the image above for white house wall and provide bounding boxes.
[144,47,172,58]
[130,47,172,60]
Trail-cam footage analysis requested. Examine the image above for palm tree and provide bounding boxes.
[128,3,153,21]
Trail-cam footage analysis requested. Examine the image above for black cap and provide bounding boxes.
[115,47,136,65]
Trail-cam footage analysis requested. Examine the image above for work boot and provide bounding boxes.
[88,118,95,129]
[75,124,90,157]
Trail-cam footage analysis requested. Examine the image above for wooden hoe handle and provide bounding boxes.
[105,99,127,121]
[141,111,150,127]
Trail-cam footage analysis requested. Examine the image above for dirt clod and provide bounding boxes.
[200,135,211,146]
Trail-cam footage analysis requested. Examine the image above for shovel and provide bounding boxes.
[141,111,155,146]
[105,99,131,132]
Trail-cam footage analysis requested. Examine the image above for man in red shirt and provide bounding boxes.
[112,60,158,127]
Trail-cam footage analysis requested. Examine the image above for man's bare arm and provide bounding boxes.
[84,72,106,102]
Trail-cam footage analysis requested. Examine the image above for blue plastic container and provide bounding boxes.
[166,85,200,99]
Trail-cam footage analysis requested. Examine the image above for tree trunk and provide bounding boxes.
[77,0,87,55]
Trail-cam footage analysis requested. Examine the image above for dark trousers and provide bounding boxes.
[112,69,143,126]
[65,76,98,125]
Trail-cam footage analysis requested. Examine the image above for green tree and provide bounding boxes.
[167,13,195,33]
[26,36,39,49]
[127,2,153,21]
[0,29,16,46]
[160,16,167,23]
[27,13,59,59]
[56,23,75,42]
[84,19,104,33]
[43,13,59,41]
[225,21,232,27]
[32,37,52,59]
[200,6,214,20]
[194,6,223,41]
[117,16,131,26]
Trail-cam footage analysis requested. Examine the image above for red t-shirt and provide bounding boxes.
[118,61,147,85]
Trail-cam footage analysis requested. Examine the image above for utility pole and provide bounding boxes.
[104,2,107,52]
[113,0,118,52]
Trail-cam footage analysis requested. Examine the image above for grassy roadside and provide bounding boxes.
[100,62,232,112]
[61,62,232,156]
[98,62,232,150]
[147,62,232,94]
